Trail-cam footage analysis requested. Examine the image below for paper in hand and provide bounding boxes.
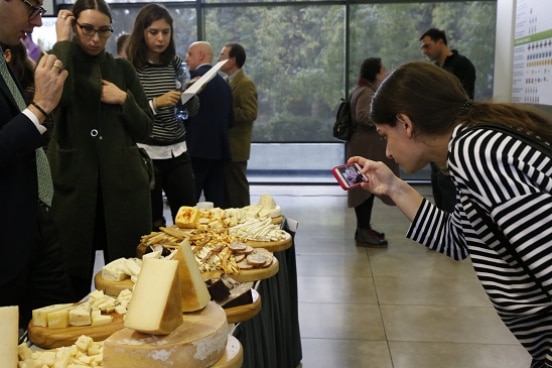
[181,59,228,104]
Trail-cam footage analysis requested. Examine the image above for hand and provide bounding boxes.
[56,10,74,42]
[155,91,182,108]
[31,54,68,120]
[101,80,127,105]
[347,156,397,197]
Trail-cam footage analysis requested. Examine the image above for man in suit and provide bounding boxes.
[419,28,476,213]
[218,43,258,208]
[185,41,233,208]
[0,0,75,328]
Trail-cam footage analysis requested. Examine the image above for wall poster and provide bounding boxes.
[512,0,552,105]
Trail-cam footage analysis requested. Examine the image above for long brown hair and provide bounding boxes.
[126,4,176,69]
[370,61,552,141]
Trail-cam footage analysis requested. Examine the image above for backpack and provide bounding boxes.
[332,96,353,141]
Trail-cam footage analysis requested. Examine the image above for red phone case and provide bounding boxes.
[331,163,366,190]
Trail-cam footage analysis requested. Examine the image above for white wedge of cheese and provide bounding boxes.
[124,258,183,335]
[0,306,18,368]
[174,238,211,312]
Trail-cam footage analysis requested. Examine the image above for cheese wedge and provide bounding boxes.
[0,306,18,368]
[174,239,211,312]
[124,258,183,335]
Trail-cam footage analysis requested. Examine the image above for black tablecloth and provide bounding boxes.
[233,218,302,368]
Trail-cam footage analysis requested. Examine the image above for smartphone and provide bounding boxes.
[331,163,367,190]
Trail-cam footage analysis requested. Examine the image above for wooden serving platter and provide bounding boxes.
[225,288,261,324]
[245,231,293,252]
[27,309,124,349]
[95,258,279,297]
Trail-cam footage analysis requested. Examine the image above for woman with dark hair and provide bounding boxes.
[347,57,399,247]
[127,4,199,230]
[349,61,552,367]
[1,40,35,102]
[48,0,154,299]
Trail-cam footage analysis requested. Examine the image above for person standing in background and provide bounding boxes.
[185,41,233,208]
[0,0,75,328]
[116,33,129,58]
[218,42,257,208]
[48,0,154,299]
[1,41,36,101]
[127,4,200,230]
[419,28,476,213]
[347,57,398,247]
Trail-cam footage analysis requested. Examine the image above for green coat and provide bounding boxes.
[47,41,153,281]
[228,69,258,162]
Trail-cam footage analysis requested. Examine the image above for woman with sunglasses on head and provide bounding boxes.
[47,0,154,299]
[127,4,200,231]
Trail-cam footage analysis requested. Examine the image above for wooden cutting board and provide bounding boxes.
[225,288,261,324]
[245,231,293,252]
[95,257,279,296]
[27,310,124,349]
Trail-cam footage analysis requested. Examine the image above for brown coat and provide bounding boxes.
[346,83,399,208]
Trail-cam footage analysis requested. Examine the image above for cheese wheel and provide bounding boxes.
[0,306,18,368]
[124,258,182,335]
[175,239,211,312]
[103,302,228,368]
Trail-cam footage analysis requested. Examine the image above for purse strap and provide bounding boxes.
[463,123,552,300]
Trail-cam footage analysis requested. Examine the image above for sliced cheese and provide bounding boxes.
[47,306,73,329]
[32,303,74,327]
[68,306,92,327]
[124,258,183,335]
[174,239,211,312]
[0,306,18,368]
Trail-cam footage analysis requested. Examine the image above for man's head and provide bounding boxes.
[419,28,449,62]
[0,0,46,47]
[218,43,246,75]
[185,41,213,71]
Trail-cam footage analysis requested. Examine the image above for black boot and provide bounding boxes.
[355,228,388,248]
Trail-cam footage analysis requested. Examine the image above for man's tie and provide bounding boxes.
[0,50,54,206]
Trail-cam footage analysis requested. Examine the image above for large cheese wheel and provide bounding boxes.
[103,301,228,368]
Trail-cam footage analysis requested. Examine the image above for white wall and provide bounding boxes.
[44,0,54,15]
[493,0,516,102]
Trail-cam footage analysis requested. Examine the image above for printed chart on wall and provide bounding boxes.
[512,0,552,105]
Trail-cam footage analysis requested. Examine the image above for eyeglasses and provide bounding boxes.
[76,22,113,39]
[19,0,46,20]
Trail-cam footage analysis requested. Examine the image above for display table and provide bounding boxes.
[233,218,302,368]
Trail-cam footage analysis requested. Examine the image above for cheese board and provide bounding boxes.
[245,231,293,252]
[225,288,261,324]
[27,310,124,349]
[94,257,278,296]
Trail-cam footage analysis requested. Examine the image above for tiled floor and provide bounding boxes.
[248,184,532,368]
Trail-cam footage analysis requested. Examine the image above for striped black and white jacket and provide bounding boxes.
[408,124,552,363]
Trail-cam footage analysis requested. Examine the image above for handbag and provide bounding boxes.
[138,147,155,190]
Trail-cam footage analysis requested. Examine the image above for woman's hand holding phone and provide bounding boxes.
[331,163,367,190]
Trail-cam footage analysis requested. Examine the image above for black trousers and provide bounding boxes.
[0,203,76,329]
[191,157,227,208]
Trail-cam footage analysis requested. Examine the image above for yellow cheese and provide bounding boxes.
[68,306,92,327]
[175,206,199,228]
[32,303,74,327]
[124,258,183,335]
[174,239,211,312]
[0,306,18,368]
[47,307,72,329]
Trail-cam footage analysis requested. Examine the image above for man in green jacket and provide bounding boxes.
[218,43,258,208]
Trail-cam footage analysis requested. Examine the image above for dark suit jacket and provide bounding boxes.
[186,64,233,160]
[228,69,257,162]
[0,72,44,286]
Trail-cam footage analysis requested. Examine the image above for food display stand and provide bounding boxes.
[233,218,302,368]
